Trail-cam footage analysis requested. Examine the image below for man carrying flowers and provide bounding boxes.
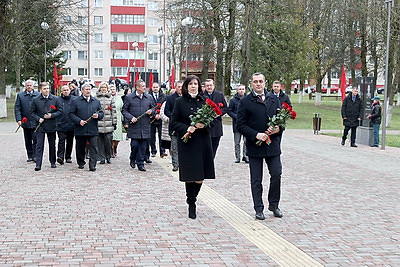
[237,73,284,220]
[31,82,62,171]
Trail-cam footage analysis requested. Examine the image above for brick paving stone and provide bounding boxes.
[1,122,399,265]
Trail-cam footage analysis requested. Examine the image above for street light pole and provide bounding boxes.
[157,28,165,83]
[181,17,193,78]
[41,21,49,82]
[133,41,138,84]
[143,36,149,86]
[382,0,394,150]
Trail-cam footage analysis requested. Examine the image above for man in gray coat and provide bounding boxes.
[122,80,155,171]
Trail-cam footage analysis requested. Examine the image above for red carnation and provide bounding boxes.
[281,102,292,111]
[21,117,28,123]
[218,103,224,107]
[49,105,56,110]
[157,103,162,108]
[107,105,112,110]
[290,110,297,120]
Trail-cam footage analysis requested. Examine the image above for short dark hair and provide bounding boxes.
[181,75,203,96]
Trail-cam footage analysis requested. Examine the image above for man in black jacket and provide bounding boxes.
[149,82,167,157]
[164,80,183,171]
[57,85,76,165]
[237,73,284,220]
[31,82,62,171]
[14,80,40,162]
[341,88,363,147]
[69,84,104,171]
[204,79,228,158]
[271,80,292,107]
[227,84,249,163]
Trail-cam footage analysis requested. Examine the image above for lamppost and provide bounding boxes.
[181,17,193,78]
[128,41,138,87]
[133,41,138,83]
[143,36,149,86]
[382,0,394,150]
[157,27,165,83]
[41,21,49,82]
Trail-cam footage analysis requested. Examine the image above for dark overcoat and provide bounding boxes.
[276,90,292,107]
[204,90,228,138]
[69,95,104,136]
[57,95,76,132]
[122,91,155,139]
[164,92,181,135]
[227,93,242,133]
[341,93,363,127]
[31,94,63,133]
[170,94,215,181]
[237,90,283,158]
[14,90,40,129]
[370,102,382,125]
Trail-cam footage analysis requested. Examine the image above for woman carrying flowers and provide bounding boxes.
[170,75,216,219]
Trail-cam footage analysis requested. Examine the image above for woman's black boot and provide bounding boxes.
[185,182,197,219]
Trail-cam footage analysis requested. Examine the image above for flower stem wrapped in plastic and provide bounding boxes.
[256,102,297,146]
[182,98,223,143]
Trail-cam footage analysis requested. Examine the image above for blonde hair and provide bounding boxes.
[98,82,109,91]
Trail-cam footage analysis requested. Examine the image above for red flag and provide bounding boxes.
[149,70,154,89]
[53,63,60,95]
[340,65,347,101]
[134,71,140,86]
[170,65,175,89]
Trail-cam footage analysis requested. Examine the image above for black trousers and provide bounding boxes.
[211,136,221,159]
[23,128,37,159]
[248,155,282,212]
[130,138,147,167]
[343,126,358,145]
[57,131,74,160]
[75,135,99,169]
[150,123,165,155]
[97,132,112,161]
[35,131,56,168]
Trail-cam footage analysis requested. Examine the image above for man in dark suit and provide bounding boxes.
[122,80,155,172]
[270,80,292,107]
[204,79,228,158]
[31,82,62,171]
[341,87,363,147]
[164,80,183,171]
[69,84,104,171]
[149,82,167,157]
[14,80,40,162]
[237,73,284,220]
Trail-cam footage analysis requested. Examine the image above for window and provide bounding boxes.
[78,68,88,76]
[148,1,158,10]
[78,16,88,25]
[111,33,143,42]
[94,50,103,59]
[94,33,103,43]
[94,16,103,25]
[78,51,88,60]
[94,0,103,7]
[63,50,71,60]
[79,0,88,7]
[148,18,159,27]
[61,16,72,25]
[148,52,158,60]
[111,67,128,76]
[111,15,145,25]
[94,68,103,77]
[111,0,145,6]
[147,35,158,44]
[78,33,88,43]
[65,68,72,76]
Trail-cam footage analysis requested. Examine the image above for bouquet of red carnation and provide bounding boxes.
[34,105,57,132]
[182,98,223,143]
[15,117,28,133]
[132,103,163,123]
[256,102,297,146]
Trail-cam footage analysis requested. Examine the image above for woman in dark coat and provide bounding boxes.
[170,75,215,219]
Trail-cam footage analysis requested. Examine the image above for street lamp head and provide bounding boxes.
[41,21,49,30]
[157,28,165,38]
[181,17,193,27]
[132,41,139,49]
[143,36,148,43]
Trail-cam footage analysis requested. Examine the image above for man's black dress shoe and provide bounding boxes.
[65,159,72,163]
[51,164,57,168]
[89,167,96,171]
[27,158,33,162]
[99,160,105,164]
[268,206,283,218]
[57,157,64,165]
[255,211,265,220]
[160,153,168,158]
[341,140,345,146]
[242,157,249,163]
[351,144,358,147]
[145,159,152,164]
[78,165,84,169]
[138,166,146,171]
[151,153,156,157]
[235,159,240,163]
[130,161,136,168]
[34,167,41,171]
[172,166,178,172]
[106,159,111,164]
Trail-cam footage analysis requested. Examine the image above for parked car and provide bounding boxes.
[321,85,339,93]
[377,86,385,94]
[119,78,129,89]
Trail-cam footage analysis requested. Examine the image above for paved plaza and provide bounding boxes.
[0,121,399,266]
